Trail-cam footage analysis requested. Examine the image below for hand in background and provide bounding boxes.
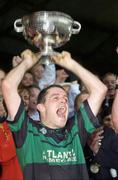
[88,126,104,154]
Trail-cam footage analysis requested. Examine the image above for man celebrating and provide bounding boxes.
[2,49,107,180]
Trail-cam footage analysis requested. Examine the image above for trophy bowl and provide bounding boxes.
[14,11,81,65]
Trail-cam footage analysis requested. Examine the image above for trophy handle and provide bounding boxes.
[14,19,24,33]
[72,21,81,34]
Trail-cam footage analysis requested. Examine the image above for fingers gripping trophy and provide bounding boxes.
[14,11,81,65]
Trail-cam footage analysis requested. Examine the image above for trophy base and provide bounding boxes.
[39,56,53,65]
[41,50,57,56]
[39,50,59,65]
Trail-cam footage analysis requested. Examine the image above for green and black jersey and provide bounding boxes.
[9,100,97,180]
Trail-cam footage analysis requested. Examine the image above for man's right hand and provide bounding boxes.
[21,49,42,69]
[12,56,22,68]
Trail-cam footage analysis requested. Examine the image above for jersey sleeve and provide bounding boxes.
[8,101,29,148]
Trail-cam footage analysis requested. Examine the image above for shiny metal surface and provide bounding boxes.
[14,11,81,64]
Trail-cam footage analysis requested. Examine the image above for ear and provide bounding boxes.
[37,104,45,112]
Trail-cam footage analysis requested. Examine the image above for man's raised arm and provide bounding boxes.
[52,51,107,116]
[2,49,41,120]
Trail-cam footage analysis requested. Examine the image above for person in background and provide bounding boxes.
[55,67,80,118]
[20,72,34,88]
[18,87,30,110]
[111,47,118,131]
[0,117,23,180]
[89,111,118,180]
[2,49,107,180]
[74,91,104,179]
[0,68,23,179]
[99,72,117,124]
[102,73,116,101]
[31,62,56,90]
[55,68,69,84]
[12,55,34,89]
[111,77,118,131]
[27,85,41,121]
[30,62,45,85]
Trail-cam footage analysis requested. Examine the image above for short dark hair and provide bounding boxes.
[37,84,66,104]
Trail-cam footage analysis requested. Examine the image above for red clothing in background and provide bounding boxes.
[0,121,23,180]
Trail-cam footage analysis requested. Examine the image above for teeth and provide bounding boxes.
[56,106,66,118]
[59,106,65,111]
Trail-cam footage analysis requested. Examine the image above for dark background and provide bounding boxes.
[0,0,118,76]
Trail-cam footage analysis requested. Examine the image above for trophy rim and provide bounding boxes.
[23,11,73,20]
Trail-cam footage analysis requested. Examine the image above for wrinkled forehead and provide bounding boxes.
[47,87,67,96]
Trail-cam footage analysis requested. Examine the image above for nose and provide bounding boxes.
[59,96,68,103]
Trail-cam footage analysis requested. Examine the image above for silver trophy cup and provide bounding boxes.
[14,11,81,65]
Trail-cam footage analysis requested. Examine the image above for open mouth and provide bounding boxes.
[108,88,115,93]
[56,106,66,118]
